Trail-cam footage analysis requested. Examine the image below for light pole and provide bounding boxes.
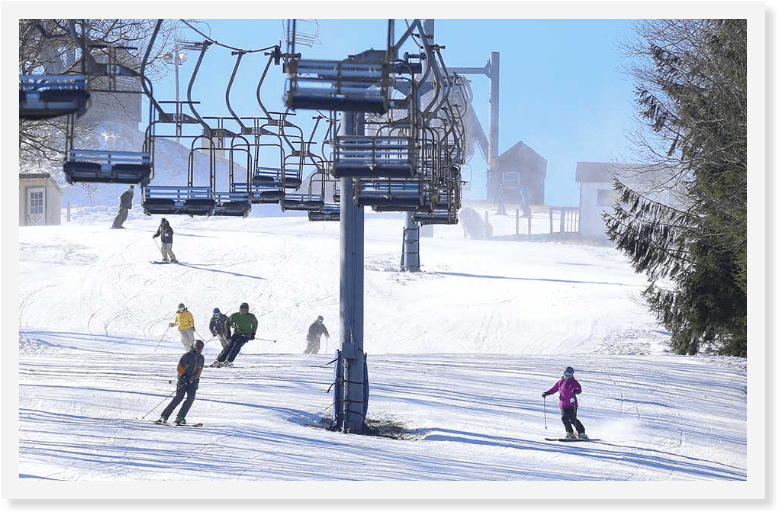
[161,40,189,145]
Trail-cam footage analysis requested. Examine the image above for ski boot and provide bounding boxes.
[175,416,187,426]
[155,417,168,424]
[211,360,222,368]
[565,431,577,439]
[578,432,588,440]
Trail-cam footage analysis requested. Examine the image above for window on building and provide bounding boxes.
[30,191,44,214]
[596,188,615,207]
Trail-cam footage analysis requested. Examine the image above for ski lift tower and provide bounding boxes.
[451,52,500,205]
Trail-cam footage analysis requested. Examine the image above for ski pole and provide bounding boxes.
[152,236,161,252]
[543,396,547,429]
[153,323,172,352]
[140,384,183,420]
[254,337,277,343]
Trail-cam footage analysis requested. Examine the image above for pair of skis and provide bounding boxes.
[154,420,203,428]
[545,437,599,442]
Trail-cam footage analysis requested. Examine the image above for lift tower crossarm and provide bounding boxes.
[449,62,492,77]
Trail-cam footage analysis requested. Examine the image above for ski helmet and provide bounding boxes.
[194,340,204,352]
[161,218,168,224]
[178,303,186,312]
[563,366,575,378]
[129,185,134,190]
[213,308,221,316]
[317,315,324,323]
[240,302,249,311]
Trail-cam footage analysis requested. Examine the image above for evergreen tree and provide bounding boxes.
[606,19,747,356]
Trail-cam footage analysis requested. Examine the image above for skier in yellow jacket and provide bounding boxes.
[170,303,196,350]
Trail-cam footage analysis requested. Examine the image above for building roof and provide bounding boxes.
[497,140,547,176]
[19,172,61,192]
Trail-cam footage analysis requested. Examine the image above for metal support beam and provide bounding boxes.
[401,213,420,272]
[399,18,432,274]
[488,51,500,203]
[452,52,500,203]
[339,110,365,433]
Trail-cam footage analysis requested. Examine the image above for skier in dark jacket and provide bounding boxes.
[111,185,134,229]
[212,302,258,367]
[209,308,231,350]
[157,339,205,426]
[304,315,329,354]
[152,218,177,262]
[542,366,588,439]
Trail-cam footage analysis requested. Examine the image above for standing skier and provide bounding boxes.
[212,302,258,367]
[304,315,329,354]
[152,218,177,263]
[542,366,588,439]
[209,308,231,350]
[157,339,205,426]
[170,303,196,351]
[111,185,134,229]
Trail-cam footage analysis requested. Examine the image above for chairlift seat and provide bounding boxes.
[252,168,302,190]
[285,59,390,114]
[281,194,325,211]
[213,191,252,217]
[333,136,415,178]
[354,181,429,210]
[233,182,285,204]
[19,74,90,120]
[412,209,458,225]
[64,149,151,186]
[308,204,340,222]
[142,186,216,216]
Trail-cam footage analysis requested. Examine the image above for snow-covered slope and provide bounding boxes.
[15,208,748,495]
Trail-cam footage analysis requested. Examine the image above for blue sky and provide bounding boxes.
[148,18,641,206]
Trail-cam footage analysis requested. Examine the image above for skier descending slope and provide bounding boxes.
[157,340,205,426]
[211,302,257,367]
[542,366,588,439]
[169,303,195,351]
[303,315,329,354]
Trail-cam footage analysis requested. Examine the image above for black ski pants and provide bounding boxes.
[161,377,198,420]
[217,334,250,363]
[560,406,585,434]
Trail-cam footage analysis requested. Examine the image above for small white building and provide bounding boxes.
[576,162,649,240]
[19,173,62,226]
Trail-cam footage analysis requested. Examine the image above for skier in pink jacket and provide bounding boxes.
[542,366,588,439]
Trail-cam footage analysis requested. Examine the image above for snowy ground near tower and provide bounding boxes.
[14,201,749,500]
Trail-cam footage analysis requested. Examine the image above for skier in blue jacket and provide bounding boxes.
[157,340,205,426]
[542,366,588,439]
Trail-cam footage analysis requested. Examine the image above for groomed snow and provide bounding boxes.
[14,203,748,498]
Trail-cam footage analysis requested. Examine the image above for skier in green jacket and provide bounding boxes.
[211,302,258,367]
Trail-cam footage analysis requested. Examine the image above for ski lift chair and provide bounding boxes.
[308,203,340,221]
[19,74,90,120]
[213,190,252,217]
[142,186,216,216]
[64,149,152,186]
[285,58,391,114]
[354,178,433,212]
